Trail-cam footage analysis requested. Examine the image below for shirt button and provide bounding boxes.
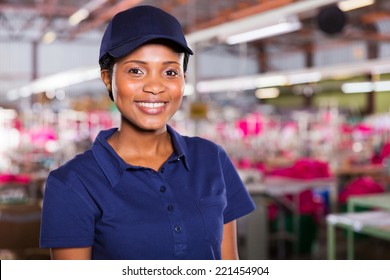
[160,167,165,173]
[167,204,174,212]
[160,186,166,192]
[174,225,182,232]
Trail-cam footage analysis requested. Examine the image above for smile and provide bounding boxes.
[136,102,166,108]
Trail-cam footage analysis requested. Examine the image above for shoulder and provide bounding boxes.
[183,134,220,148]
[168,126,229,164]
[181,135,232,168]
[183,135,226,154]
[48,149,96,183]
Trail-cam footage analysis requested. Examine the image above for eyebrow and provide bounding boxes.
[123,59,181,66]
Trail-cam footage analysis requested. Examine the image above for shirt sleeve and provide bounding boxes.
[40,173,95,248]
[218,147,256,224]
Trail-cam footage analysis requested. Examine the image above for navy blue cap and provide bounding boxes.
[99,5,193,62]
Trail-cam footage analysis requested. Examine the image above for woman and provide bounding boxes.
[40,5,255,260]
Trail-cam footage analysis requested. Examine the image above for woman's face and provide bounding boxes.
[103,43,185,132]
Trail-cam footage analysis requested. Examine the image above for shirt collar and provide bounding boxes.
[92,126,191,188]
[167,125,191,171]
[92,128,126,187]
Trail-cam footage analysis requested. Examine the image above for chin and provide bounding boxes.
[139,123,167,132]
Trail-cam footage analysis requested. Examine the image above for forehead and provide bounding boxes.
[119,43,184,63]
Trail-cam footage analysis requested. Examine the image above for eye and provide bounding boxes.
[128,68,144,75]
[165,69,179,77]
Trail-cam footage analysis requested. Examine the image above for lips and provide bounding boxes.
[135,101,168,114]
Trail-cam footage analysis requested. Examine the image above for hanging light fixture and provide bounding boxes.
[338,0,375,12]
[225,16,302,45]
[68,0,108,26]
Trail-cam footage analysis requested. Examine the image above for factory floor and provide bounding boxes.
[239,218,390,260]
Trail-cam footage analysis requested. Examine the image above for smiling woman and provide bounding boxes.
[101,43,185,132]
[39,5,255,260]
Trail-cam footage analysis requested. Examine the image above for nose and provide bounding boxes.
[143,76,166,95]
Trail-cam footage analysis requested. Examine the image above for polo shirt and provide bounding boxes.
[40,125,255,259]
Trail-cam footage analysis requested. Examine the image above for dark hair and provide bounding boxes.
[100,47,190,101]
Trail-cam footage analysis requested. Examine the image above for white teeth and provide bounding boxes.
[137,102,165,108]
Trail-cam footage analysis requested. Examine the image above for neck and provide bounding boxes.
[108,124,173,170]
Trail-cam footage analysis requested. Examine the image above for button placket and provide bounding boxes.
[146,165,187,255]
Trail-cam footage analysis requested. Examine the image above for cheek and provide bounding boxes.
[112,77,139,101]
[171,80,185,98]
[170,88,184,109]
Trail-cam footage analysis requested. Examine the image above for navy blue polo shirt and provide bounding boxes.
[40,126,255,259]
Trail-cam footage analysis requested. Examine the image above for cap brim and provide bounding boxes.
[108,35,193,58]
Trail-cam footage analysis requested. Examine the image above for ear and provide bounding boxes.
[101,70,111,90]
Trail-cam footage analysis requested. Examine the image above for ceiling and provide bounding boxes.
[2,0,390,105]
[1,0,390,47]
[0,0,299,42]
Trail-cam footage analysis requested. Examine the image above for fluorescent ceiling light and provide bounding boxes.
[196,73,300,94]
[225,17,302,45]
[255,88,280,99]
[186,0,341,45]
[197,75,259,93]
[255,75,287,88]
[288,72,322,85]
[196,57,390,94]
[338,0,375,12]
[196,71,321,94]
[7,66,100,100]
[341,82,373,93]
[69,9,90,26]
[341,81,390,93]
[68,0,108,26]
[41,31,57,44]
[6,65,195,101]
[375,81,390,91]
